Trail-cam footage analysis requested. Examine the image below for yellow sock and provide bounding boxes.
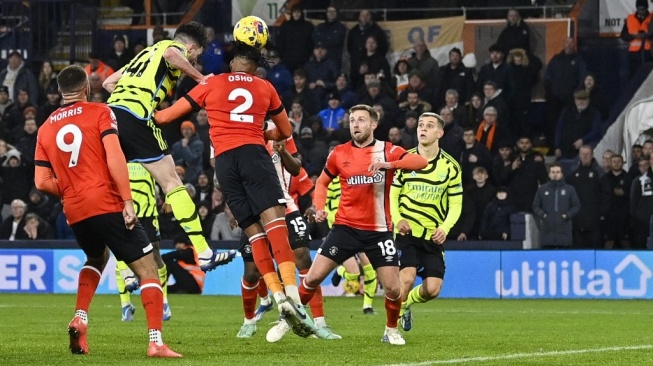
[115,261,131,307]
[405,285,427,308]
[340,266,360,281]
[362,263,377,308]
[158,265,168,303]
[262,272,284,295]
[166,186,209,253]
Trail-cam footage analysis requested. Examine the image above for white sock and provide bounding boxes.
[75,310,88,323]
[149,329,163,346]
[284,284,301,305]
[198,248,213,259]
[272,291,285,305]
[243,317,256,325]
[314,316,326,329]
[259,295,271,306]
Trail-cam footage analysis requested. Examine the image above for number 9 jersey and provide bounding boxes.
[182,72,284,157]
[34,102,125,225]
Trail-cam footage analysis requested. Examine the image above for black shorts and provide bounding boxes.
[318,225,398,268]
[239,211,310,262]
[110,106,170,162]
[140,216,161,243]
[215,144,285,229]
[71,212,153,264]
[396,234,445,279]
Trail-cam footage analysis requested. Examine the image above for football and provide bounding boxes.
[233,15,269,50]
[343,279,360,295]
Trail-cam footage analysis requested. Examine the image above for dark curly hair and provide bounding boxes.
[174,21,207,49]
[231,41,268,68]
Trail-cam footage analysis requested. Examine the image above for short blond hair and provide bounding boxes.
[349,104,379,122]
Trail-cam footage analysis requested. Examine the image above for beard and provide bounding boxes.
[352,130,371,143]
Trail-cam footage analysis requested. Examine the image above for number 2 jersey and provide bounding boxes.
[183,72,284,157]
[34,102,124,225]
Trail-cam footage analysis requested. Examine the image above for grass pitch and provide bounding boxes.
[0,294,652,365]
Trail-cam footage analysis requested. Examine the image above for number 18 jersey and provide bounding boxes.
[184,72,284,157]
[34,102,124,225]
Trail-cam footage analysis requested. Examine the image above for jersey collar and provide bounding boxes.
[350,139,377,149]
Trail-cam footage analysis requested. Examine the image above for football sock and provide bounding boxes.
[76,265,102,314]
[299,277,317,305]
[166,186,209,254]
[405,285,427,308]
[157,265,168,303]
[75,309,88,323]
[140,279,163,344]
[362,264,377,309]
[278,261,300,304]
[241,278,259,320]
[250,233,283,294]
[314,316,326,329]
[301,269,324,318]
[384,294,402,328]
[115,263,131,307]
[339,266,360,281]
[257,277,270,304]
[264,218,295,264]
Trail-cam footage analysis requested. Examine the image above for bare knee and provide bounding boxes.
[242,262,261,284]
[424,280,442,299]
[384,286,401,300]
[85,248,109,272]
[294,248,312,271]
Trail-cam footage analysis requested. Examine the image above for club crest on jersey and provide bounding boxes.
[271,152,280,164]
[328,246,338,256]
[346,172,383,186]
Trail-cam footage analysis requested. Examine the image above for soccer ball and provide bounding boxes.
[343,279,360,295]
[233,15,269,50]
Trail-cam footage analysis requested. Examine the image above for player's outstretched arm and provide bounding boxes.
[102,69,123,93]
[153,97,193,125]
[163,46,205,83]
[34,165,60,197]
[389,153,428,171]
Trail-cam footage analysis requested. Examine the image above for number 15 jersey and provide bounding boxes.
[183,72,284,157]
[34,102,124,225]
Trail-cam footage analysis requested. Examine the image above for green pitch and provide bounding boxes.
[1,294,652,365]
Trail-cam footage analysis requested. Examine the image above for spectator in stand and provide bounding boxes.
[506,48,541,140]
[211,186,226,215]
[201,26,225,75]
[629,142,648,178]
[357,71,395,101]
[0,86,13,119]
[334,73,358,110]
[0,51,39,105]
[173,62,202,102]
[357,36,392,91]
[492,140,514,186]
[465,93,483,130]
[581,73,608,120]
[105,35,134,71]
[360,81,398,124]
[554,89,601,160]
[266,49,293,97]
[319,92,345,135]
[544,37,587,151]
[283,69,320,116]
[461,127,493,187]
[14,118,37,166]
[478,80,510,133]
[475,106,511,155]
[20,212,55,240]
[497,9,531,54]
[299,126,329,176]
[330,111,352,144]
[171,121,203,184]
[37,60,57,104]
[56,210,75,240]
[192,109,211,171]
[407,40,439,88]
[193,171,213,204]
[132,39,147,55]
[197,201,215,240]
[210,203,242,241]
[601,149,615,176]
[388,127,402,146]
[399,70,434,104]
[433,47,476,108]
[400,111,419,150]
[447,191,476,241]
[630,156,653,248]
[7,90,34,133]
[392,58,412,98]
[477,44,512,98]
[304,42,339,105]
[309,115,330,143]
[507,136,548,213]
[0,139,13,166]
[600,154,632,249]
[312,6,347,69]
[620,0,653,78]
[567,145,603,249]
[532,163,581,249]
[347,10,388,88]
[84,52,114,82]
[371,103,395,142]
[37,83,61,126]
[88,72,110,103]
[439,107,464,159]
[0,199,27,240]
[289,99,308,137]
[444,89,468,128]
[277,5,314,73]
[397,90,432,123]
[480,186,516,241]
[467,166,496,239]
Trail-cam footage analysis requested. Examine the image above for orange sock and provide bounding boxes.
[257,277,268,298]
[241,278,258,320]
[278,261,297,287]
[76,266,102,313]
[140,279,163,331]
[301,269,324,318]
[250,233,283,294]
[264,218,295,264]
[385,295,401,328]
[298,277,316,305]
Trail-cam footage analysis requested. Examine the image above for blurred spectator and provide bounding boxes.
[601,149,615,176]
[581,73,608,120]
[554,90,601,159]
[507,48,541,140]
[330,111,352,144]
[319,92,346,134]
[37,83,61,126]
[20,212,54,240]
[309,115,329,142]
[0,86,13,118]
[439,106,464,159]
[392,58,412,98]
[201,27,225,75]
[544,37,587,150]
[600,154,632,249]
[444,89,468,128]
[193,109,211,171]
[357,71,395,101]
[480,186,516,240]
[0,199,27,240]
[388,127,402,146]
[283,69,320,116]
[347,10,388,87]
[278,5,315,73]
[211,186,226,215]
[371,103,394,142]
[55,210,75,240]
[105,35,134,71]
[399,70,434,104]
[475,106,511,155]
[461,127,493,187]
[266,49,293,97]
[10,104,36,139]
[360,81,398,124]
[84,52,114,82]
[491,140,515,187]
[507,136,548,212]
[175,165,187,184]
[193,171,213,204]
[567,146,603,249]
[197,201,215,239]
[630,156,653,248]
[465,92,483,130]
[0,51,39,104]
[312,6,347,69]
[171,121,203,184]
[14,118,38,166]
[447,191,476,241]
[497,9,531,54]
[478,81,510,131]
[398,90,432,123]
[173,62,202,102]
[400,111,419,150]
[37,60,57,103]
[88,72,110,102]
[305,42,339,104]
[620,0,653,78]
[27,187,56,225]
[152,25,171,43]
[0,139,13,166]
[162,234,205,294]
[334,73,358,110]
[210,203,242,240]
[533,163,581,249]
[628,143,645,179]
[132,39,147,55]
[477,44,512,98]
[467,166,496,239]
[0,150,32,217]
[299,126,328,176]
[356,36,392,91]
[434,48,476,107]
[407,40,438,88]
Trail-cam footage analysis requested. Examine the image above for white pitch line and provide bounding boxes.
[379,345,653,366]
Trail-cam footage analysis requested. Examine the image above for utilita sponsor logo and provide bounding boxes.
[346,173,383,186]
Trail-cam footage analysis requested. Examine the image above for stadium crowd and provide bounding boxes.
[0,5,651,249]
